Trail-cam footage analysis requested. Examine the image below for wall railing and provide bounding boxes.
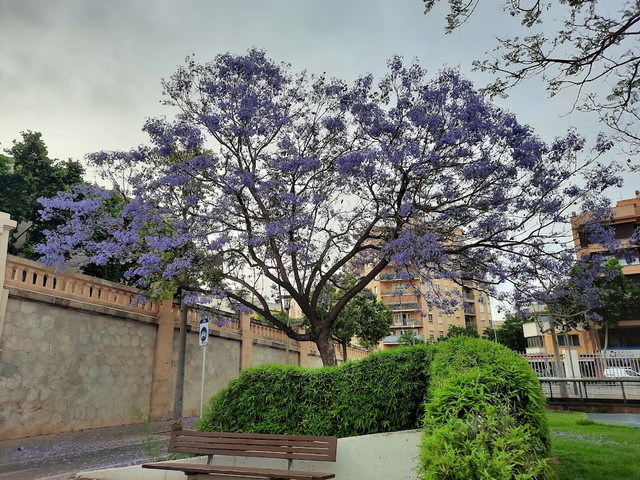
[5,255,158,316]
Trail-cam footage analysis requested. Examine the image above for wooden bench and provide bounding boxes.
[142,430,338,480]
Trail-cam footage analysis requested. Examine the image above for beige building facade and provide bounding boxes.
[523,191,640,355]
[369,265,493,348]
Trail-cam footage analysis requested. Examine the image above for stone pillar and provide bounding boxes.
[298,339,311,368]
[149,300,176,420]
[0,212,17,351]
[240,312,253,371]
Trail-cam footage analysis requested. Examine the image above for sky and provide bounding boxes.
[1,0,638,320]
[1,0,637,200]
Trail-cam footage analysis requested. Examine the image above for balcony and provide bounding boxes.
[390,322,418,328]
[381,288,419,296]
[463,307,476,316]
[378,271,420,281]
[387,302,421,311]
[383,334,424,345]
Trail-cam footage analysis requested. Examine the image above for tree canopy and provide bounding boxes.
[0,131,84,258]
[445,325,480,340]
[483,314,528,352]
[37,49,621,365]
[551,258,640,347]
[331,288,392,358]
[423,0,640,154]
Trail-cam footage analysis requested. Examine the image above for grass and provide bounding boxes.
[548,411,640,480]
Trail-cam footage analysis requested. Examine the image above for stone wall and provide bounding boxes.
[0,213,371,440]
[1,292,157,438]
[175,330,242,417]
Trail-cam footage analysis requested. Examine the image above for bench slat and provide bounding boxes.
[168,431,337,462]
[142,462,336,480]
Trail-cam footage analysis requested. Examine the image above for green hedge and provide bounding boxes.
[198,338,551,479]
[418,337,552,480]
[197,344,434,437]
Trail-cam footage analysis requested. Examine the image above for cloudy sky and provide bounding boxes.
[1,0,638,200]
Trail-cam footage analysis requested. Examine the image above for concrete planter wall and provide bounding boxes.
[75,429,423,480]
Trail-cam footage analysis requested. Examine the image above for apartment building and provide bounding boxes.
[574,191,640,350]
[523,191,640,354]
[572,191,640,282]
[369,265,493,348]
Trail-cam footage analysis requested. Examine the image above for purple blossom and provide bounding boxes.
[35,50,626,365]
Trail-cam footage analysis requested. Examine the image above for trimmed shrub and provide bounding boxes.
[198,337,552,479]
[417,337,552,480]
[197,344,435,437]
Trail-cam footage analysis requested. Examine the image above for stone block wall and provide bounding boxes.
[0,293,157,439]
[0,247,371,440]
[176,331,242,417]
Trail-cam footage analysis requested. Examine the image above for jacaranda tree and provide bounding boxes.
[37,49,621,366]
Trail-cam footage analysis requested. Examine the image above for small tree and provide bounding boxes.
[0,131,84,257]
[445,325,480,339]
[483,314,527,352]
[398,330,426,346]
[332,290,392,360]
[38,49,621,366]
[556,257,640,349]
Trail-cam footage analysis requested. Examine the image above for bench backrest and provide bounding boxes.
[168,431,338,462]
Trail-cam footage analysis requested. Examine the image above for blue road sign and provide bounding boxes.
[199,318,209,346]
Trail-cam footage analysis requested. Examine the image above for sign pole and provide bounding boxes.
[199,318,209,417]
[200,345,207,417]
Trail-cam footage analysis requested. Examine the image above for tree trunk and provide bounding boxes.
[172,301,188,430]
[603,324,610,350]
[315,329,338,366]
[341,340,348,363]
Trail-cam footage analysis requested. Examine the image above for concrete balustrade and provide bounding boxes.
[5,255,158,316]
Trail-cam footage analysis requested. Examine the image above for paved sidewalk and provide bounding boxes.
[0,418,196,480]
[587,413,640,428]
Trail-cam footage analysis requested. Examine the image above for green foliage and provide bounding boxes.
[198,338,550,479]
[419,404,551,480]
[332,290,392,349]
[398,330,426,345]
[444,325,479,339]
[548,411,640,480]
[418,337,551,480]
[592,258,640,326]
[198,345,435,437]
[482,315,528,352]
[318,274,393,350]
[0,131,84,258]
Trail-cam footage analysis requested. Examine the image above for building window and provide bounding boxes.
[429,334,435,341]
[558,334,580,347]
[438,314,443,324]
[428,313,433,323]
[526,336,544,348]
[578,230,589,247]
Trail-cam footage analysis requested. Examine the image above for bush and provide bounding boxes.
[197,344,435,437]
[198,337,551,479]
[417,337,552,480]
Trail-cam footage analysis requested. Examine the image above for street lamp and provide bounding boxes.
[281,294,291,364]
